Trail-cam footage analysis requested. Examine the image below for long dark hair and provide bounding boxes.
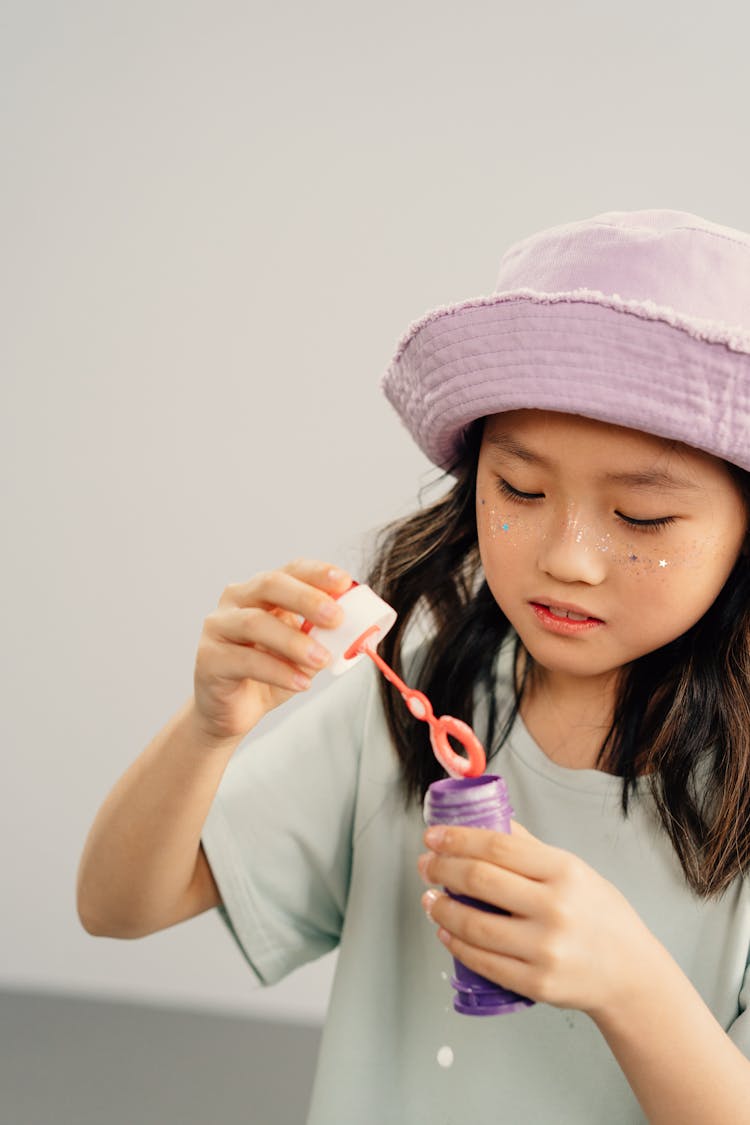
[366,422,750,898]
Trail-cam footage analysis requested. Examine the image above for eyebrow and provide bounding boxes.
[485,432,702,493]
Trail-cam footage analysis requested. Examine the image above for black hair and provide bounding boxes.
[366,422,750,897]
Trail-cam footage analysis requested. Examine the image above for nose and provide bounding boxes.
[536,510,607,586]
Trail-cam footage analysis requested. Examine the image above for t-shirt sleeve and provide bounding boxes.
[728,953,750,1057]
[200,659,378,986]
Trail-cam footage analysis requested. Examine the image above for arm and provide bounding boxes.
[76,701,237,937]
[419,823,750,1125]
[76,561,350,939]
[591,945,750,1125]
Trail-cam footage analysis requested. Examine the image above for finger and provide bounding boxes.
[422,889,535,962]
[283,558,353,595]
[423,824,555,881]
[219,567,349,628]
[204,640,314,693]
[435,928,540,1003]
[220,567,344,618]
[419,853,543,917]
[209,606,332,673]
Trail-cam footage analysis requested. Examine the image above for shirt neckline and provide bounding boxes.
[492,636,626,797]
[506,711,625,796]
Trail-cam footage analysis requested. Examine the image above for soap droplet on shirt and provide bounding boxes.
[437,1045,454,1068]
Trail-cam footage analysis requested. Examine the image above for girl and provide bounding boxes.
[78,210,750,1124]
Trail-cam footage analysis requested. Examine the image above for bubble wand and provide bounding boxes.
[303,582,485,778]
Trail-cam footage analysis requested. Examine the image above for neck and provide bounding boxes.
[517,655,619,771]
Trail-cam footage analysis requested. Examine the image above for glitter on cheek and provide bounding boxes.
[616,530,720,575]
[479,497,520,539]
[612,551,674,577]
[489,510,514,535]
[624,552,656,575]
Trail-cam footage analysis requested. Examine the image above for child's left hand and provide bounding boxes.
[418,821,660,1018]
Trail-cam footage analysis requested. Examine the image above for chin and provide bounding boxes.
[518,636,622,680]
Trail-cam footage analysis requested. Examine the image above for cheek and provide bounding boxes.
[582,532,721,577]
[612,537,738,635]
[477,494,518,544]
[615,535,733,582]
[476,495,540,561]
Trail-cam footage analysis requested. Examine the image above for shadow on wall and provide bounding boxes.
[0,989,322,1125]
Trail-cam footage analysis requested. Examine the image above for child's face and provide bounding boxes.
[476,410,749,686]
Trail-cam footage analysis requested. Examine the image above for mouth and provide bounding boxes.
[530,601,604,624]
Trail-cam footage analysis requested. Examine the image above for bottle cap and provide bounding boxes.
[304,583,397,675]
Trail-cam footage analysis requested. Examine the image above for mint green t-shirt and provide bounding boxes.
[201,642,750,1124]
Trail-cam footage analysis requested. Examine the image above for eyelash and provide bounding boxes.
[494,479,678,534]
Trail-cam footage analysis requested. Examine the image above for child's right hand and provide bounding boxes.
[192,560,352,745]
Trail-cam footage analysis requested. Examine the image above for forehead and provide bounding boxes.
[479,410,737,495]
[484,409,687,465]
[483,409,669,455]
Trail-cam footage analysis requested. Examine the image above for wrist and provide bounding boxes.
[179,699,247,758]
[586,926,675,1034]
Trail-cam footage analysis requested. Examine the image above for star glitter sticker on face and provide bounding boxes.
[659,559,668,568]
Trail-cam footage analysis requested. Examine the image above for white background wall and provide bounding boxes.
[3,0,750,1024]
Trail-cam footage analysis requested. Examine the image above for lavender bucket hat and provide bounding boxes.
[382,210,750,473]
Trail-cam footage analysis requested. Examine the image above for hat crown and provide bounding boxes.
[494,210,750,329]
[382,207,750,472]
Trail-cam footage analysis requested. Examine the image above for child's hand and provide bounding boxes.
[192,560,352,745]
[418,822,660,1018]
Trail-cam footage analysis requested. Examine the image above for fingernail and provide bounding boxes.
[417,852,432,880]
[293,673,311,691]
[327,567,347,583]
[307,642,330,666]
[424,826,445,848]
[317,600,340,623]
[422,889,440,919]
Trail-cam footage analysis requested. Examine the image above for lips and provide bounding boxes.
[531,600,603,623]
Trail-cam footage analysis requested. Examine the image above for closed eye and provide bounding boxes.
[615,513,677,533]
[494,479,679,531]
[496,479,677,533]
[496,479,544,503]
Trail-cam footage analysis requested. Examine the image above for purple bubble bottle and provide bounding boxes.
[423,774,535,1016]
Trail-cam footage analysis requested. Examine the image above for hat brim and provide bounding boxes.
[382,295,750,472]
